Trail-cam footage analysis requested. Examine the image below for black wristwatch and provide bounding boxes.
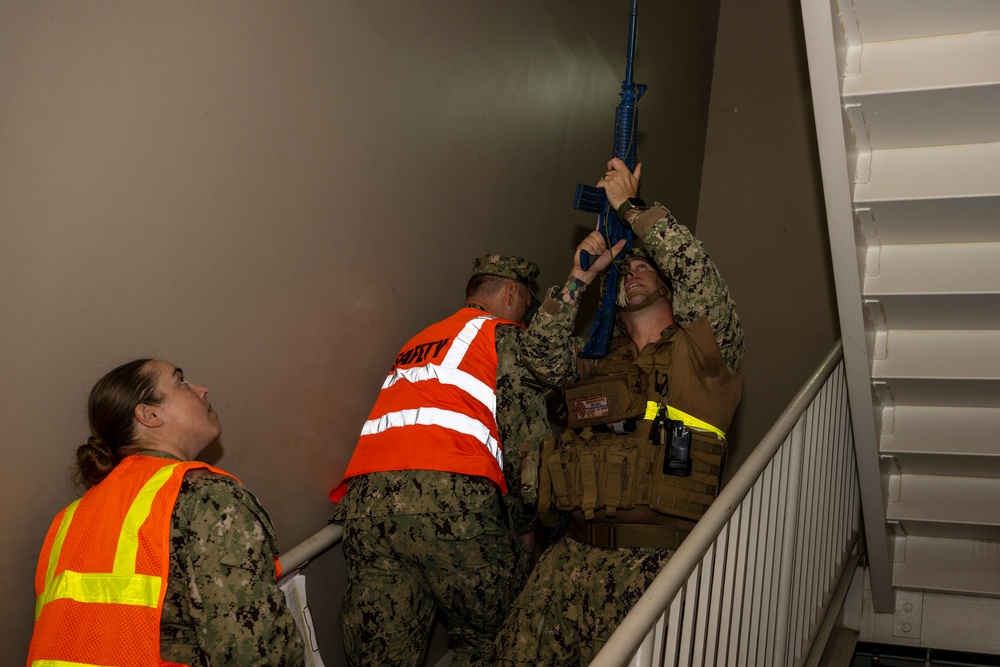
[616,197,646,223]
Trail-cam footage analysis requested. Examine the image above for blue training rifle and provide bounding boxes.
[572,0,646,359]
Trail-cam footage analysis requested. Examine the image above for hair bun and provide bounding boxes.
[85,434,112,452]
[75,435,117,488]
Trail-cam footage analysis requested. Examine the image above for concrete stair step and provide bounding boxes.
[854,197,1000,247]
[855,143,1000,203]
[880,406,1000,480]
[870,330,1000,382]
[893,535,1000,596]
[888,474,1000,528]
[844,31,1000,150]
[864,242,1000,297]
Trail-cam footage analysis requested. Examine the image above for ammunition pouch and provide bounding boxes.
[546,429,642,520]
[519,435,541,509]
[544,337,728,531]
[650,430,725,519]
[537,434,559,528]
[543,425,725,523]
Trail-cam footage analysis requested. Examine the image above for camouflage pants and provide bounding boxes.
[341,509,524,667]
[494,535,673,667]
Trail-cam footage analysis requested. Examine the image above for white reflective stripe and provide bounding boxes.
[362,407,503,469]
[381,365,496,413]
[32,661,110,667]
[441,316,492,368]
[380,313,497,413]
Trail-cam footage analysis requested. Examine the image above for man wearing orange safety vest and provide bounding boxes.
[330,255,551,667]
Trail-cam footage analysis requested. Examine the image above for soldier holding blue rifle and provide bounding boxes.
[495,158,745,666]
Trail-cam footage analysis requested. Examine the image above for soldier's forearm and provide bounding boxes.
[639,206,745,375]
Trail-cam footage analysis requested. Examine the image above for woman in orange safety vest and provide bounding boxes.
[26,358,305,667]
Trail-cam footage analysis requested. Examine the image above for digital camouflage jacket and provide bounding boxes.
[150,451,305,667]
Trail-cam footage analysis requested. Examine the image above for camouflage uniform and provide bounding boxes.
[495,207,745,666]
[335,256,551,667]
[148,451,305,666]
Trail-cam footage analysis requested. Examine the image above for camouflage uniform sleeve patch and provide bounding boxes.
[641,208,746,376]
[162,473,305,667]
[522,286,588,385]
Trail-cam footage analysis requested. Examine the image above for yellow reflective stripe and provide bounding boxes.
[35,463,179,619]
[36,499,80,621]
[644,401,726,440]
[39,570,162,608]
[114,463,179,574]
[32,660,111,667]
[666,405,726,440]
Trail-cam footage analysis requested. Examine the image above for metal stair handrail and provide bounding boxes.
[275,341,855,666]
[278,522,343,576]
[590,339,857,667]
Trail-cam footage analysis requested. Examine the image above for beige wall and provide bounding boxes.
[0,1,725,661]
[699,0,839,478]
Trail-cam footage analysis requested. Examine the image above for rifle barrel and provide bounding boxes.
[623,0,639,89]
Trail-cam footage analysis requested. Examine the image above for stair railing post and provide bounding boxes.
[773,419,806,663]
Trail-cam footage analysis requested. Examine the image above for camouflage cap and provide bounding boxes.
[471,254,540,288]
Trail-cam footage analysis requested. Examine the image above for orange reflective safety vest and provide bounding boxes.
[27,454,233,667]
[331,308,514,502]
